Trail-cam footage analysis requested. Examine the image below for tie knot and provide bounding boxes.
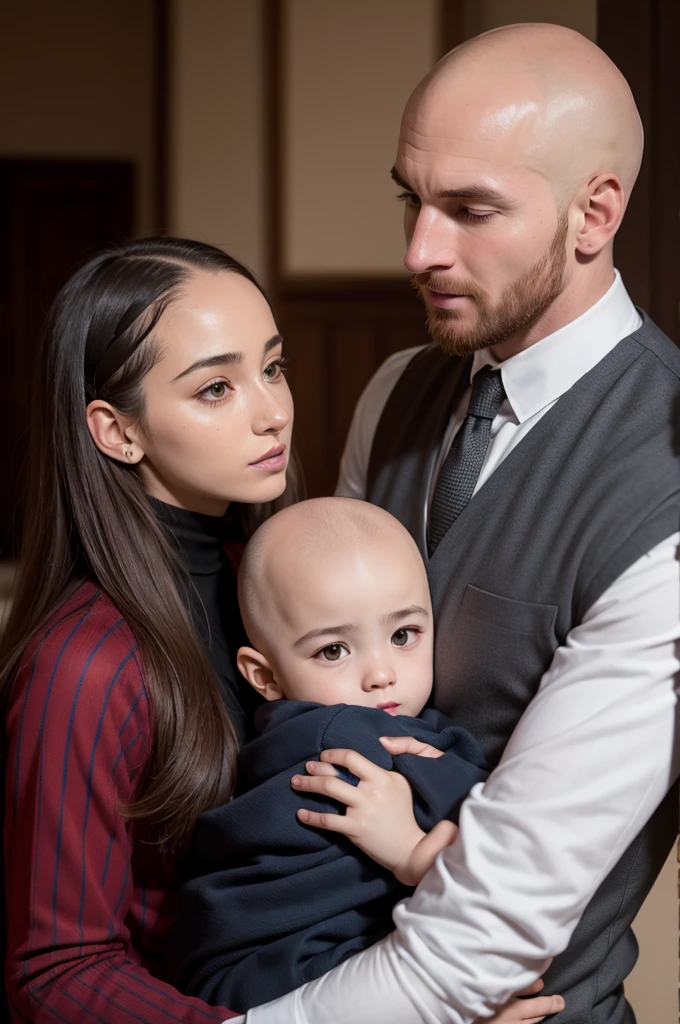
[467,366,506,420]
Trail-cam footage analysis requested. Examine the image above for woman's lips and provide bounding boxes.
[249,444,287,471]
[377,702,401,716]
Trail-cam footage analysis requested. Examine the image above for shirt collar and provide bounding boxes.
[470,270,642,424]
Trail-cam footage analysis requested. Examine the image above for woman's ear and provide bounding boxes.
[86,400,144,465]
[237,647,284,701]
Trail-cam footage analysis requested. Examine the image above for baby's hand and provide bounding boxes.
[485,979,565,1022]
[291,748,457,884]
[379,735,445,758]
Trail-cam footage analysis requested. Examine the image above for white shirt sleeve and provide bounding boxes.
[335,346,425,500]
[246,532,680,1024]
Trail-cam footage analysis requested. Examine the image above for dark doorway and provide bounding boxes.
[0,160,133,556]
[598,0,680,343]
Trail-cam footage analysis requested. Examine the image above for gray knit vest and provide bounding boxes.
[366,313,680,1024]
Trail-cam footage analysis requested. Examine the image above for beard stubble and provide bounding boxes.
[415,210,570,357]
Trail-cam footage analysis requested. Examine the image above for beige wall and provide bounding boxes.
[284,0,437,276]
[464,0,597,40]
[169,0,266,279]
[0,0,156,235]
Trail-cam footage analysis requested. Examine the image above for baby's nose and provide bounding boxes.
[361,660,396,690]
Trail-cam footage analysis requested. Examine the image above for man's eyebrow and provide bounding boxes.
[390,166,514,208]
[294,624,355,647]
[171,333,283,382]
[437,185,512,205]
[381,605,429,625]
[390,166,413,191]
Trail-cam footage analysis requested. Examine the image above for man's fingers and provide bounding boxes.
[291,772,360,806]
[296,807,352,833]
[379,735,444,758]
[516,979,544,996]
[518,995,564,1020]
[318,748,384,781]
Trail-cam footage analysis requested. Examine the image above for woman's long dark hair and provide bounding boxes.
[0,237,300,851]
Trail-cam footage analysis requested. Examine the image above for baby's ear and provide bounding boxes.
[236,647,284,701]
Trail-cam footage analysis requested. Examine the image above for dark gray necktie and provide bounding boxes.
[428,366,506,554]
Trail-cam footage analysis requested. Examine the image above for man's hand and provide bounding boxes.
[486,979,564,1022]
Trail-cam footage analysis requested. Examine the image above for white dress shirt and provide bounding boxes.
[236,272,680,1024]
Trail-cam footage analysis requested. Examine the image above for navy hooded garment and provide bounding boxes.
[167,700,489,1012]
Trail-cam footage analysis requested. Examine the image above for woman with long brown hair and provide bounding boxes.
[0,237,297,1022]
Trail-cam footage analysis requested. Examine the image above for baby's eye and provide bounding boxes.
[391,628,418,647]
[317,643,349,662]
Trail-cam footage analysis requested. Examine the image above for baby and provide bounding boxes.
[167,499,561,1022]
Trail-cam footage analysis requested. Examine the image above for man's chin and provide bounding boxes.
[426,310,490,357]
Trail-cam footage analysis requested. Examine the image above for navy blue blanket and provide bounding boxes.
[167,701,488,1011]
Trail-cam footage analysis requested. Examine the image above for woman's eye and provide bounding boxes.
[391,628,418,647]
[318,644,348,662]
[196,379,232,404]
[264,357,288,381]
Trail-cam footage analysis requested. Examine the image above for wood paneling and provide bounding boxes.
[265,0,438,495]
[278,285,429,497]
[598,0,680,342]
[0,160,133,556]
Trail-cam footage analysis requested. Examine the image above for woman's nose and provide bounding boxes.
[252,386,291,436]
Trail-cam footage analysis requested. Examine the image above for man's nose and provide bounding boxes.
[404,207,456,275]
[252,385,291,436]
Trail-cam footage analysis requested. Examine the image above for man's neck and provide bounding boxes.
[491,263,617,362]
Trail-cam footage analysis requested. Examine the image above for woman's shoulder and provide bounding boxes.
[10,579,148,723]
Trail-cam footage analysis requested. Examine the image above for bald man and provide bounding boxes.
[243,22,680,1024]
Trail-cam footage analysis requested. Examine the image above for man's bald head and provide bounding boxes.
[395,23,642,359]
[238,498,427,655]
[406,23,642,202]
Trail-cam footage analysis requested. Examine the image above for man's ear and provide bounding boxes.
[86,400,145,465]
[237,646,284,701]
[575,172,624,256]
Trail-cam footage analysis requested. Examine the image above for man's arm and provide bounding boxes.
[246,532,680,1023]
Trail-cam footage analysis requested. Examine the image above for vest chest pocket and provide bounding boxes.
[434,585,559,765]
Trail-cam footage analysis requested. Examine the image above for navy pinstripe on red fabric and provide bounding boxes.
[4,580,238,1023]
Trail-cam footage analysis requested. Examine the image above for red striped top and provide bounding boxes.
[3,581,239,1023]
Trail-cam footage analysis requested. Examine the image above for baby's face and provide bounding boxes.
[256,535,434,718]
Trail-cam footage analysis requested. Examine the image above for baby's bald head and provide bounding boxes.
[237,499,434,717]
[239,498,425,653]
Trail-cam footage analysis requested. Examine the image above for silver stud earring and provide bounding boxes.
[124,448,134,461]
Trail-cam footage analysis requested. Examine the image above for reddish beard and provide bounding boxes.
[412,210,570,356]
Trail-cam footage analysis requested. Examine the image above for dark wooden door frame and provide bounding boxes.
[598,0,680,342]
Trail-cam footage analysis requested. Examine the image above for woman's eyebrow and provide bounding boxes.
[171,334,284,382]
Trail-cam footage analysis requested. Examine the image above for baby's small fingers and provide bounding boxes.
[291,773,359,806]
[319,748,383,781]
[304,760,338,777]
[297,807,351,833]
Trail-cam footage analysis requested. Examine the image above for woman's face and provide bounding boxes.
[130,270,293,515]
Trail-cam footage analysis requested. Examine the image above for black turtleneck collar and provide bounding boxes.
[148,495,261,746]
[149,496,228,577]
